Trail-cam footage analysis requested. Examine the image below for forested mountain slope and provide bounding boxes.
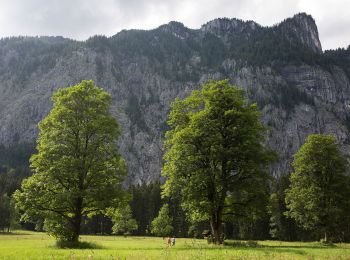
[0,13,349,183]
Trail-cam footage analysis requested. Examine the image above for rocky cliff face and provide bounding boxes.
[0,13,349,183]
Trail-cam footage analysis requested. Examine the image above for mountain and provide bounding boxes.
[0,13,350,183]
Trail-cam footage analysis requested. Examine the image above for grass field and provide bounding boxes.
[0,231,350,259]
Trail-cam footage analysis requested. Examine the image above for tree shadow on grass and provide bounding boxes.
[264,244,338,249]
[224,240,339,249]
[161,245,307,255]
[224,240,261,248]
[54,240,104,249]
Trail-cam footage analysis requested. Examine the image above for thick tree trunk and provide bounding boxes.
[71,197,83,242]
[71,217,81,242]
[210,211,223,244]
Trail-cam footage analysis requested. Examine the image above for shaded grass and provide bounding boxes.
[0,231,349,259]
[54,240,104,249]
[224,240,260,248]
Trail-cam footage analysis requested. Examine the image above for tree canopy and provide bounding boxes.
[151,204,174,237]
[285,134,350,242]
[0,193,17,232]
[107,205,138,236]
[14,80,127,242]
[162,79,274,244]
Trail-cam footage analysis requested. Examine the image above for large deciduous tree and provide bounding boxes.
[162,80,273,244]
[285,134,350,242]
[14,80,127,242]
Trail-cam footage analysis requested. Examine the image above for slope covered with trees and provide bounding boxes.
[0,13,350,185]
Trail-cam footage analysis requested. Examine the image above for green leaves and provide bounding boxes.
[14,80,127,242]
[162,79,273,243]
[285,134,350,241]
[151,204,173,237]
[107,205,138,236]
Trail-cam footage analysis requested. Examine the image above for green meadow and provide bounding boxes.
[0,231,349,259]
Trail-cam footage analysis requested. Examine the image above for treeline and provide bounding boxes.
[1,19,349,87]
[0,142,35,231]
[1,140,350,242]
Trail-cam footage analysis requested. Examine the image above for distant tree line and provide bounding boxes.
[0,142,35,231]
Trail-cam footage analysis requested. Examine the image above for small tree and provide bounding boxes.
[285,134,350,242]
[162,80,274,244]
[14,80,128,243]
[151,204,173,237]
[108,205,138,236]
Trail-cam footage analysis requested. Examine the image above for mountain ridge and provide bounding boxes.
[0,13,349,183]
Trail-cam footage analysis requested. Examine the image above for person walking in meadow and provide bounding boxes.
[165,237,171,247]
[171,236,176,246]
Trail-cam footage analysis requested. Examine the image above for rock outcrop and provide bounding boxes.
[0,13,349,183]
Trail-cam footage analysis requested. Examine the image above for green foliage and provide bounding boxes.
[151,204,174,237]
[43,216,77,242]
[285,134,350,242]
[14,80,128,242]
[227,16,321,66]
[0,143,35,196]
[266,176,303,241]
[129,182,189,237]
[0,194,18,232]
[125,94,148,131]
[322,46,350,79]
[129,182,161,235]
[166,195,190,237]
[200,33,226,67]
[109,27,200,82]
[187,221,208,238]
[55,240,102,249]
[107,205,138,236]
[0,143,35,169]
[0,37,73,86]
[162,79,274,244]
[268,193,282,239]
[80,214,113,235]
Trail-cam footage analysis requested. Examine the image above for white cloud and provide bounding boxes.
[297,0,350,50]
[0,0,348,49]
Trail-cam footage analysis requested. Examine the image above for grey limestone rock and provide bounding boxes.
[0,13,349,183]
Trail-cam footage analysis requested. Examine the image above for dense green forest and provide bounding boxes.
[3,152,350,242]
[0,142,35,196]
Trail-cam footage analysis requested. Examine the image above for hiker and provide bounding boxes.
[167,236,171,247]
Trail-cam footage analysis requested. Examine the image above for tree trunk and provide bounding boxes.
[324,231,327,243]
[210,211,223,244]
[71,217,81,242]
[71,197,83,242]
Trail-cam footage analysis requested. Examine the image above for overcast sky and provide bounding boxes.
[0,0,348,50]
